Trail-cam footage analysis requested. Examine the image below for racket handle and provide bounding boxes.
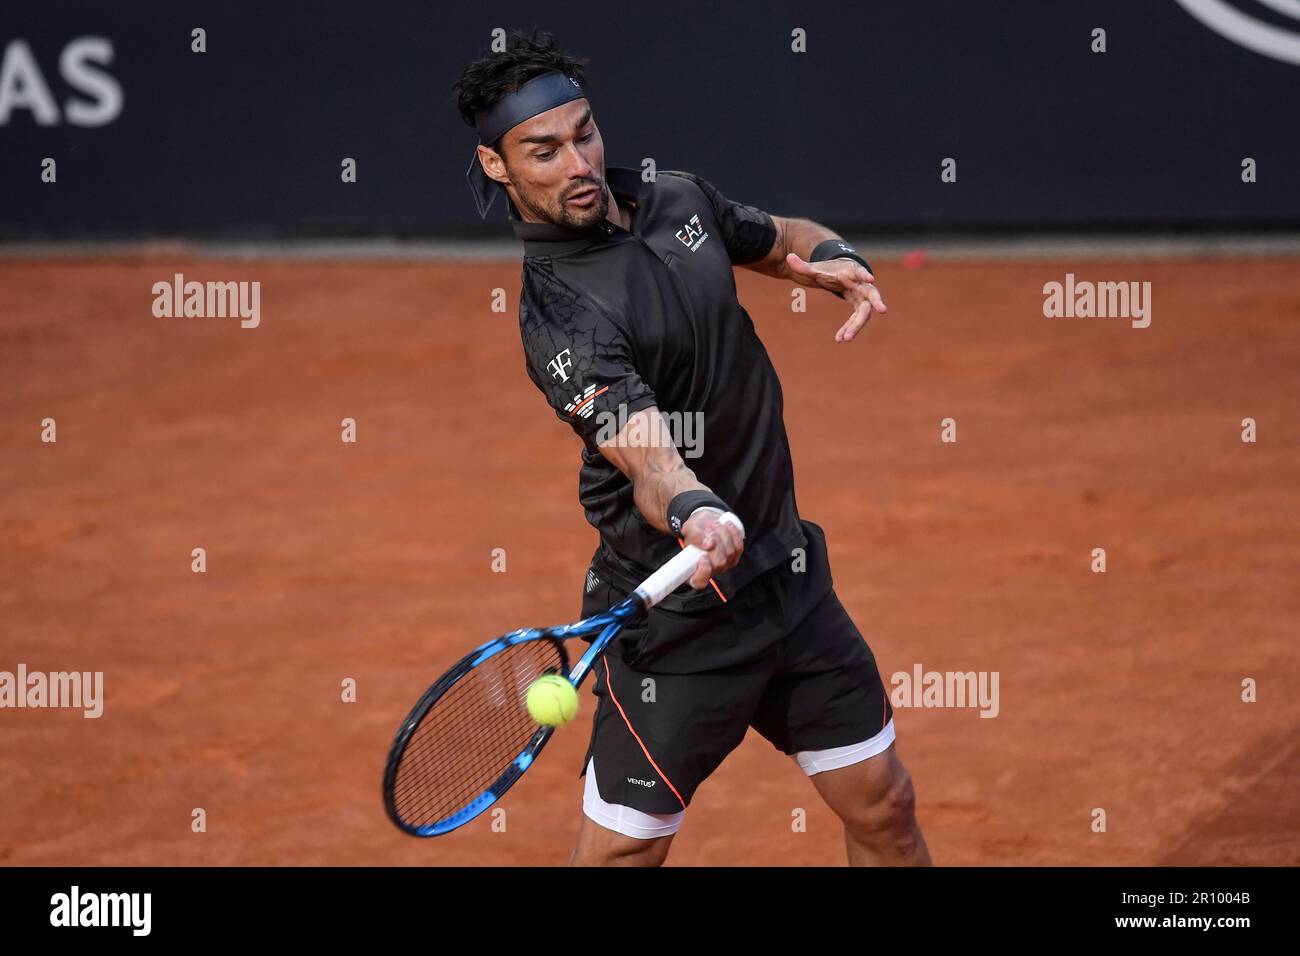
[633,511,745,609]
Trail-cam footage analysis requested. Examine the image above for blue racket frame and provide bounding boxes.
[382,594,645,837]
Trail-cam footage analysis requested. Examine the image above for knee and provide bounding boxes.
[846,766,919,841]
[607,839,671,867]
[569,834,671,867]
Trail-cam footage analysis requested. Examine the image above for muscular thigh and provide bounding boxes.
[570,811,675,866]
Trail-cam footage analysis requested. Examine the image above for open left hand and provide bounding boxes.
[784,252,888,343]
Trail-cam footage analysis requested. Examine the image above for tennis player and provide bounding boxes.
[455,30,931,866]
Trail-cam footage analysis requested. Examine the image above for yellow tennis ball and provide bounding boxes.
[526,674,579,727]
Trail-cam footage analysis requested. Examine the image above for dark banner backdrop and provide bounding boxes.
[2,0,1298,237]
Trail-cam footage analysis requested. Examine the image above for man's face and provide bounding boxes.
[481,98,609,229]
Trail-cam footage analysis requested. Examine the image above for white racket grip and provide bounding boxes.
[632,511,745,609]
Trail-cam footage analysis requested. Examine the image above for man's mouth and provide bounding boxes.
[566,185,600,207]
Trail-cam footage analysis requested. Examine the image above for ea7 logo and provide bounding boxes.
[627,776,656,788]
[547,348,573,382]
[675,213,708,251]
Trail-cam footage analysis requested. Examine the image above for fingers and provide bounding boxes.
[690,555,713,590]
[786,253,839,291]
[786,251,887,342]
[866,283,887,313]
[834,284,887,342]
[785,252,816,275]
[835,298,874,342]
[790,254,885,305]
[713,518,743,560]
[687,516,745,588]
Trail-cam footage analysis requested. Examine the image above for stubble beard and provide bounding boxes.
[513,173,609,230]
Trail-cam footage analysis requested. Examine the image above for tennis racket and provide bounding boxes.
[382,512,745,837]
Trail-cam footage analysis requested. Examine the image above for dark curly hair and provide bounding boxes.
[453,29,589,145]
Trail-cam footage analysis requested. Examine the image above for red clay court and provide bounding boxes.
[1,252,1297,865]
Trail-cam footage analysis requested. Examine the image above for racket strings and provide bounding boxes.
[391,640,565,828]
[396,684,530,823]
[395,653,555,821]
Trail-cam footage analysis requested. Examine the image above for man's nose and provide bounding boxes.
[564,144,595,180]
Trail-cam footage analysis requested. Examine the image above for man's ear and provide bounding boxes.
[477,143,510,187]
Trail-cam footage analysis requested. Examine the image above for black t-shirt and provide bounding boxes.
[514,167,821,612]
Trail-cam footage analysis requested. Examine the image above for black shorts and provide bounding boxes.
[576,521,894,815]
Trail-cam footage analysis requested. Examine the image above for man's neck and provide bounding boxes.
[607,187,633,230]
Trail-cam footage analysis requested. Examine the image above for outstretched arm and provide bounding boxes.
[742,215,888,343]
[595,406,744,590]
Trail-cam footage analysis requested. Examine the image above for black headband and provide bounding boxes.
[466,71,588,219]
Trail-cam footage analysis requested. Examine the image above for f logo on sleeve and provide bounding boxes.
[548,348,574,383]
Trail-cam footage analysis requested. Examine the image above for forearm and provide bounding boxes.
[748,216,841,280]
[596,408,742,580]
[631,454,709,535]
[597,408,715,534]
[742,213,884,342]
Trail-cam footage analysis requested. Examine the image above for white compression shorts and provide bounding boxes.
[582,718,896,840]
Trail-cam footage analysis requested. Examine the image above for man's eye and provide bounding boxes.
[536,150,556,161]
[579,131,594,143]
